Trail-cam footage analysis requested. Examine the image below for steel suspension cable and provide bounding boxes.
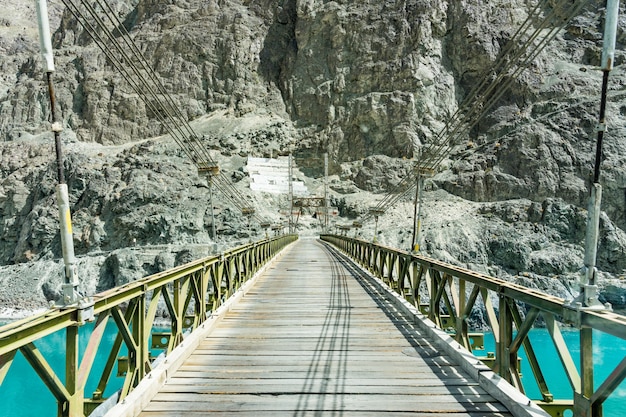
[426,0,550,152]
[418,0,551,162]
[420,0,575,170]
[84,0,213,166]
[61,0,267,223]
[93,0,257,216]
[61,0,201,165]
[440,0,590,152]
[95,0,217,166]
[359,0,591,224]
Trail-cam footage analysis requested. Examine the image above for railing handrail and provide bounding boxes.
[0,234,298,416]
[321,234,626,417]
[0,236,293,350]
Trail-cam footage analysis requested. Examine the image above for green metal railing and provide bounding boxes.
[321,234,626,417]
[0,234,297,417]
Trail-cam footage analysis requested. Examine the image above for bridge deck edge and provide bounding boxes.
[320,240,551,417]
[100,240,299,417]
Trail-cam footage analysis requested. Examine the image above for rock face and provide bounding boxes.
[1,0,626,312]
[287,0,453,163]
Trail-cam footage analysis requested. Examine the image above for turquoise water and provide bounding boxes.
[1,324,625,416]
[0,321,128,417]
[482,329,626,417]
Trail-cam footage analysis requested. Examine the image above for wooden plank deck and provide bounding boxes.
[139,238,514,416]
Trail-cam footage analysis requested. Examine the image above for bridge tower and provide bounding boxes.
[198,163,220,240]
[410,166,434,253]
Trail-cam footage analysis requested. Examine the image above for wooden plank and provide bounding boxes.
[158,382,487,396]
[172,367,471,379]
[199,336,440,348]
[141,412,512,417]
[138,239,512,416]
[181,354,457,366]
[163,377,480,387]
[142,393,510,412]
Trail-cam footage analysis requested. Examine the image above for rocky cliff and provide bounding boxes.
[0,0,625,314]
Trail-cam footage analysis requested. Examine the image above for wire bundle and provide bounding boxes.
[360,0,591,225]
[60,0,266,224]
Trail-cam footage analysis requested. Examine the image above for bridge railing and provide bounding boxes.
[321,234,626,417]
[0,234,297,417]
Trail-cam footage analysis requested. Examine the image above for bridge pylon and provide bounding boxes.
[198,164,220,239]
[410,165,434,253]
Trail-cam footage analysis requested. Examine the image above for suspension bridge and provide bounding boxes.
[2,235,626,417]
[1,0,625,416]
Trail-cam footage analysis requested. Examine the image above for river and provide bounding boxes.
[1,324,625,416]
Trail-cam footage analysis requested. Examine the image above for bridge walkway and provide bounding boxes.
[138,238,514,416]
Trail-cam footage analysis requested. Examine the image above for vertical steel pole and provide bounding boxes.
[36,6,89,412]
[136,294,148,381]
[288,153,294,234]
[324,153,329,233]
[574,2,620,417]
[36,0,80,306]
[410,175,419,251]
[577,0,619,309]
[416,175,425,250]
[247,213,252,242]
[374,216,379,241]
[411,174,424,252]
[209,175,216,239]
